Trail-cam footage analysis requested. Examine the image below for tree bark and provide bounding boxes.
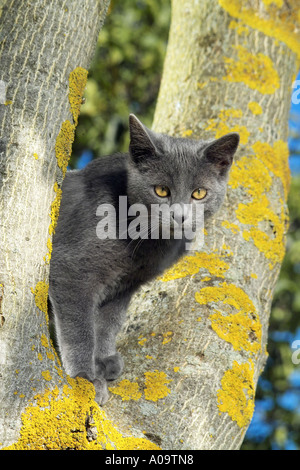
[0,0,297,451]
[0,0,110,449]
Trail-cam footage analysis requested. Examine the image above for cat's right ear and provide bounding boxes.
[203,133,239,173]
[129,114,156,163]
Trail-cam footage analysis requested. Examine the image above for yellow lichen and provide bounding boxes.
[55,365,64,377]
[229,154,273,197]
[41,333,50,349]
[144,370,172,402]
[210,310,261,354]
[229,19,250,35]
[46,350,55,361]
[236,195,276,227]
[158,251,229,282]
[223,45,280,94]
[5,378,159,450]
[68,67,88,126]
[217,361,255,428]
[44,182,63,265]
[43,238,53,265]
[182,129,193,137]
[197,81,208,89]
[109,380,142,401]
[251,140,290,199]
[31,281,49,317]
[236,196,286,268]
[47,67,87,266]
[195,282,261,354]
[138,337,147,346]
[41,331,62,369]
[229,140,290,268]
[205,108,250,144]
[40,333,55,362]
[221,220,240,234]
[221,244,233,256]
[248,101,263,115]
[49,182,63,236]
[219,0,300,59]
[55,120,75,177]
[41,370,52,381]
[162,331,173,345]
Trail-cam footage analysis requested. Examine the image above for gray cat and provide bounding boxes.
[49,114,239,404]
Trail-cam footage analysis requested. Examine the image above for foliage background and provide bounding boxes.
[72,0,300,450]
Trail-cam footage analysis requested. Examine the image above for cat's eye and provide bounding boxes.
[154,185,170,197]
[192,188,207,200]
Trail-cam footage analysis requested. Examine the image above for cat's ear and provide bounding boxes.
[129,114,156,163]
[204,133,239,171]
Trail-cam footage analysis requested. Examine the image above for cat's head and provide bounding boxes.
[126,114,239,236]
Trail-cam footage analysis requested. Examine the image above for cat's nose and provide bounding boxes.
[173,213,186,224]
[170,208,188,225]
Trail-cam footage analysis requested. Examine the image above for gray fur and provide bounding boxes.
[49,114,239,404]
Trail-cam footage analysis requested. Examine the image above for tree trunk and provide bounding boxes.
[0,0,110,449]
[0,0,297,451]
[104,0,296,450]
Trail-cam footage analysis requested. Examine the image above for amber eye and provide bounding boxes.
[154,185,170,197]
[192,188,207,200]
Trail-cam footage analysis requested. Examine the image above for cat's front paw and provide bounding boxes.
[102,353,124,381]
[93,377,109,406]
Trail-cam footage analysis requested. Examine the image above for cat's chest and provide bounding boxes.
[127,239,185,283]
[99,239,186,301]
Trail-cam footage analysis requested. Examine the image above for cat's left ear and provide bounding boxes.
[204,133,240,172]
[129,114,157,164]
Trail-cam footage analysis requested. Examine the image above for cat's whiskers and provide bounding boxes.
[119,213,152,241]
[131,220,163,259]
[117,214,151,240]
[127,220,152,257]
